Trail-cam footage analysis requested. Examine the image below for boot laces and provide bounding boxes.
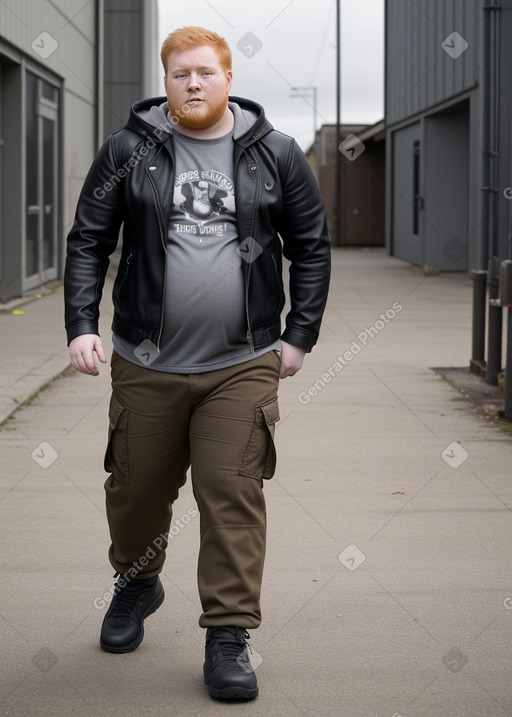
[109,575,149,617]
[210,628,252,660]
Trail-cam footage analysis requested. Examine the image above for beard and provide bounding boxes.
[169,90,229,130]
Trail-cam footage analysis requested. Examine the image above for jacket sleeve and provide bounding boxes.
[277,139,331,352]
[64,136,125,345]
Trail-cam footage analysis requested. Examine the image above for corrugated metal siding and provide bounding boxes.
[496,5,512,261]
[0,0,99,299]
[104,4,142,84]
[103,0,160,138]
[0,0,96,100]
[385,0,480,126]
[0,0,99,226]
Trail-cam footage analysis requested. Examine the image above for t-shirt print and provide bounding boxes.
[173,169,235,238]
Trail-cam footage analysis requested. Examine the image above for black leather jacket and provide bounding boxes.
[64,96,330,352]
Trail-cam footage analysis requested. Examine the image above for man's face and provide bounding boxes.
[164,45,232,131]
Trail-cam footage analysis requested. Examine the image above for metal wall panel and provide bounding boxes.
[0,0,98,300]
[424,103,470,270]
[385,0,479,127]
[0,0,159,299]
[103,0,160,139]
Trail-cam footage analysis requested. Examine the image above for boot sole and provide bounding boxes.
[203,664,258,700]
[100,586,165,654]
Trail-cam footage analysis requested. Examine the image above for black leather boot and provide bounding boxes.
[203,626,259,700]
[100,574,164,653]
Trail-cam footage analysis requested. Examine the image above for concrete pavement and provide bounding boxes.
[1,248,511,717]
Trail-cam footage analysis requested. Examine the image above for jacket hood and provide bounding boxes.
[125,95,274,147]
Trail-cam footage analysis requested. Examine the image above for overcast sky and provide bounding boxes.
[156,0,384,150]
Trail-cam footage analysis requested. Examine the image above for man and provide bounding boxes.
[64,26,330,701]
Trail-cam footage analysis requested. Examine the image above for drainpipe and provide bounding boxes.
[505,48,512,419]
[334,0,341,246]
[504,258,512,418]
[470,268,487,372]
[95,0,104,150]
[481,0,502,385]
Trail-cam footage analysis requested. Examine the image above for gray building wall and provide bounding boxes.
[386,0,480,126]
[0,0,159,303]
[385,0,512,273]
[103,0,160,139]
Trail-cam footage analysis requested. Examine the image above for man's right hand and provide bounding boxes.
[69,334,107,376]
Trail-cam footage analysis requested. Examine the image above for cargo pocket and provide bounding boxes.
[104,394,129,484]
[239,396,280,480]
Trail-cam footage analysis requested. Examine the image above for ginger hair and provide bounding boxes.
[160,26,232,74]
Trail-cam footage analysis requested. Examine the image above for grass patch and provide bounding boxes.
[0,364,74,430]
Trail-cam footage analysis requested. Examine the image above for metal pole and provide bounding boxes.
[481,1,503,385]
[487,256,502,385]
[471,269,488,372]
[505,307,512,418]
[334,0,341,246]
[313,86,317,139]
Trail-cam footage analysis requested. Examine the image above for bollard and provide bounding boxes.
[505,306,512,420]
[499,261,512,419]
[470,270,487,374]
[486,257,502,385]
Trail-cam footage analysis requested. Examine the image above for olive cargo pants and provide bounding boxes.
[103,349,281,628]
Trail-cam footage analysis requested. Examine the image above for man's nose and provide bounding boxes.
[187,74,201,90]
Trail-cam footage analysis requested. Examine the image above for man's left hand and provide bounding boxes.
[279,341,306,379]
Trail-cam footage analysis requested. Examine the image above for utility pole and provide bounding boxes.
[334,0,342,246]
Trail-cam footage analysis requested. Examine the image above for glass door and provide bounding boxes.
[25,72,59,290]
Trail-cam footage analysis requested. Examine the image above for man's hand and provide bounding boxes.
[279,340,306,379]
[69,334,107,376]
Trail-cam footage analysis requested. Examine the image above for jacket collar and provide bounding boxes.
[125,95,273,148]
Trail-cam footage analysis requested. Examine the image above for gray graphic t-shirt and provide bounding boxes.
[113,124,278,373]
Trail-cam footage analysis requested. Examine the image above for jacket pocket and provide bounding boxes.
[239,396,280,480]
[104,394,129,483]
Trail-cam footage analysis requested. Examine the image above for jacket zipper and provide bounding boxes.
[143,139,260,353]
[146,168,167,350]
[121,250,133,282]
[243,147,260,353]
[245,274,254,352]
